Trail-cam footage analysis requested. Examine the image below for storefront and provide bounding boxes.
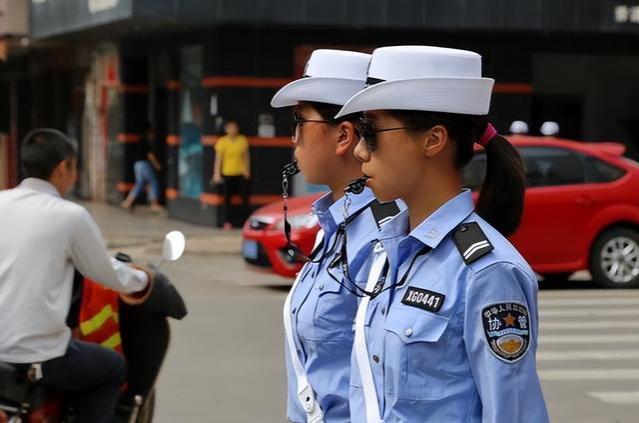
[20,0,639,225]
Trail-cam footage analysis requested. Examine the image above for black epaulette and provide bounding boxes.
[370,200,401,228]
[453,222,494,265]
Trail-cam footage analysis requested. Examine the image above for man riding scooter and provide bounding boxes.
[0,128,153,423]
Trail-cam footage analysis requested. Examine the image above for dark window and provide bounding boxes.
[584,156,626,183]
[520,147,586,187]
[461,146,605,190]
[461,153,486,191]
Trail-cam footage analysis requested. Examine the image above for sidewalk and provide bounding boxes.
[80,201,242,255]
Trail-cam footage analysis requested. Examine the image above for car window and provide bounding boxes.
[584,156,626,183]
[461,153,486,191]
[520,147,586,187]
[462,146,627,191]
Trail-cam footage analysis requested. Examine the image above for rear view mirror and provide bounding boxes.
[162,231,186,262]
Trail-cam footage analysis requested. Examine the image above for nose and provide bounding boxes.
[353,137,370,163]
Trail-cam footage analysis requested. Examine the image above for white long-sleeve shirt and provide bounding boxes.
[0,178,148,363]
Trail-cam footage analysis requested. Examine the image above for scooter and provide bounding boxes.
[0,231,188,423]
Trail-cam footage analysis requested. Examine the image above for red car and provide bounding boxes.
[243,135,639,288]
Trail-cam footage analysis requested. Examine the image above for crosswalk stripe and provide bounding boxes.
[537,349,639,361]
[539,334,639,344]
[541,320,639,330]
[538,369,639,381]
[587,391,639,405]
[539,308,639,317]
[539,290,639,299]
[539,298,639,307]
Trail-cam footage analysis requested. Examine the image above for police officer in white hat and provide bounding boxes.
[337,46,549,422]
[272,49,401,423]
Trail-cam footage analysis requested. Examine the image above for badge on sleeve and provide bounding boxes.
[481,302,530,363]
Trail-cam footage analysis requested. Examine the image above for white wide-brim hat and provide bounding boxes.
[271,49,371,108]
[336,46,494,118]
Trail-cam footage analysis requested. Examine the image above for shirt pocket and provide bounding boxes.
[383,310,451,401]
[311,278,358,342]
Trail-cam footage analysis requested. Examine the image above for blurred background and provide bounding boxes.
[2,0,639,225]
[1,2,639,422]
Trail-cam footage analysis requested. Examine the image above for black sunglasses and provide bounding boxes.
[291,112,333,137]
[355,118,434,151]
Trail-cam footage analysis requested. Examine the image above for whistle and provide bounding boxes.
[282,161,300,178]
[345,176,369,195]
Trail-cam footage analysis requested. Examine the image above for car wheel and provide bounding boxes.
[541,272,573,283]
[590,228,639,289]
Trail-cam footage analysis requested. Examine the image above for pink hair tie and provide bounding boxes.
[477,123,497,147]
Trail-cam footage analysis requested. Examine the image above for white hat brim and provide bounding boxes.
[271,77,367,108]
[335,77,495,118]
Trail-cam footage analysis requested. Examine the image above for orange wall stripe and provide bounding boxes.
[200,193,281,206]
[201,135,292,148]
[493,83,533,94]
[166,135,181,146]
[201,135,218,146]
[248,137,292,148]
[166,80,182,91]
[117,182,134,192]
[119,84,149,94]
[117,133,141,143]
[202,76,293,89]
[166,188,179,200]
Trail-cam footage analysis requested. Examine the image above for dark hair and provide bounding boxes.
[306,101,363,123]
[224,119,239,127]
[389,110,526,237]
[20,128,78,180]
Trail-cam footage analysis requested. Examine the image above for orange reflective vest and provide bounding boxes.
[77,278,123,353]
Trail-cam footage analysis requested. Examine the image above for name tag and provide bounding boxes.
[401,286,445,313]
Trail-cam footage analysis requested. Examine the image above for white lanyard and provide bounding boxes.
[283,230,325,423]
[354,243,387,423]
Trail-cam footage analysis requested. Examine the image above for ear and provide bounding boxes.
[422,124,449,158]
[334,121,359,157]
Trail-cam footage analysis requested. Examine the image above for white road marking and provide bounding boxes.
[537,349,639,361]
[587,390,639,406]
[538,369,639,381]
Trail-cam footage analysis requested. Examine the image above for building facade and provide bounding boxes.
[2,0,638,225]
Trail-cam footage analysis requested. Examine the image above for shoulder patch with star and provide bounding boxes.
[481,302,531,363]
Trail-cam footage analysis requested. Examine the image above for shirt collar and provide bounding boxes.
[312,192,337,233]
[19,178,61,198]
[409,189,475,250]
[311,187,376,234]
[328,186,375,226]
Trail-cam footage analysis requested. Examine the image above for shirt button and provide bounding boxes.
[318,283,325,290]
[291,308,296,314]
[404,328,413,337]
[372,355,380,363]
[381,307,386,315]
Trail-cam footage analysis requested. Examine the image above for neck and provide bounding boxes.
[405,171,461,231]
[47,178,66,197]
[327,159,365,202]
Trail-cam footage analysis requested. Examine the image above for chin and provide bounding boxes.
[369,181,399,203]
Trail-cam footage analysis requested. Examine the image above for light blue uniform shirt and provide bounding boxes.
[350,190,549,422]
[286,187,380,423]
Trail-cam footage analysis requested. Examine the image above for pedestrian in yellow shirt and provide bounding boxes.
[212,120,250,229]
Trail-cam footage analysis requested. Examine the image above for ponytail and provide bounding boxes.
[388,111,527,237]
[475,131,526,237]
